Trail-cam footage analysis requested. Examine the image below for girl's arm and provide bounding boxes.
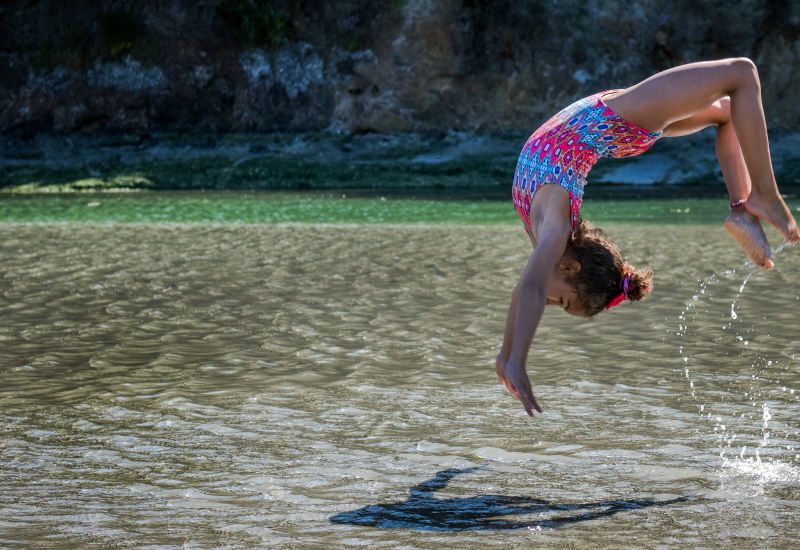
[498,189,571,416]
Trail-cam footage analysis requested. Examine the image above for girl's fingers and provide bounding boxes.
[498,367,543,416]
[523,399,535,416]
[521,394,535,416]
[519,383,543,415]
[512,382,534,415]
[522,386,543,414]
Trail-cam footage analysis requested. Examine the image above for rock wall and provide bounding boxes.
[2,0,799,136]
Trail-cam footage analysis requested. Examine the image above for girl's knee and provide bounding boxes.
[727,57,760,89]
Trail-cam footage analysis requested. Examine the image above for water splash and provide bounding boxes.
[678,240,799,478]
[729,273,753,320]
[721,454,800,485]
[677,273,718,409]
[730,241,796,319]
[719,400,798,487]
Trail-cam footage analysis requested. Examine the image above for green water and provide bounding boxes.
[0,191,768,225]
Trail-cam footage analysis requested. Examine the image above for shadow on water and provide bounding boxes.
[330,467,689,531]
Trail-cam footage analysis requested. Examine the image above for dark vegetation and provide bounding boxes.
[221,0,301,49]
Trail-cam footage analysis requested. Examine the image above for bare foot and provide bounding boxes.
[744,193,800,243]
[724,208,774,269]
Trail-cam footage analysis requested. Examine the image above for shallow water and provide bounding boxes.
[1,223,798,548]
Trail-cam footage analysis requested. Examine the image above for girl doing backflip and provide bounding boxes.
[496,58,800,416]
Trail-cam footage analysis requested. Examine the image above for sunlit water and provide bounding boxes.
[1,223,798,548]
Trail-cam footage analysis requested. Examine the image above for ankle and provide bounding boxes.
[748,187,784,205]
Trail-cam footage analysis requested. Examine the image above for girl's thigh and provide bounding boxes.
[605,59,756,132]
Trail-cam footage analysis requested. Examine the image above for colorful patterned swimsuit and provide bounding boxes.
[512,90,662,233]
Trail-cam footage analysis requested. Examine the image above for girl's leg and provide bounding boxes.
[605,58,799,242]
[662,97,752,196]
[660,98,774,267]
[715,111,775,268]
[711,99,750,202]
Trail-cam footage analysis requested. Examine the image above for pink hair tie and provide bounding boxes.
[605,273,631,310]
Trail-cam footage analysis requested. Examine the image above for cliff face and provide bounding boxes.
[2,0,799,136]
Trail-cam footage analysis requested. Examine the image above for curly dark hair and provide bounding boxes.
[564,219,653,316]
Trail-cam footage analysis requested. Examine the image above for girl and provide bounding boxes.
[496,58,800,417]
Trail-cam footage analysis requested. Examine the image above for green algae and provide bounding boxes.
[2,191,786,225]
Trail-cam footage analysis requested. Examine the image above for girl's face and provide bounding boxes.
[546,260,587,317]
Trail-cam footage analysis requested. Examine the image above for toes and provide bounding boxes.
[758,256,775,270]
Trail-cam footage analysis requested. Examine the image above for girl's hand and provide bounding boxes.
[495,358,543,417]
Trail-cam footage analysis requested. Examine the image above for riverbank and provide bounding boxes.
[3,132,800,195]
[3,132,800,227]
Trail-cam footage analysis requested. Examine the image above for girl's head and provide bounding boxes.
[555,219,652,317]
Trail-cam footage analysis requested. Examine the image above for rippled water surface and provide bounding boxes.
[1,223,798,548]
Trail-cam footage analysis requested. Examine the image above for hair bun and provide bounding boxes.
[625,266,653,302]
